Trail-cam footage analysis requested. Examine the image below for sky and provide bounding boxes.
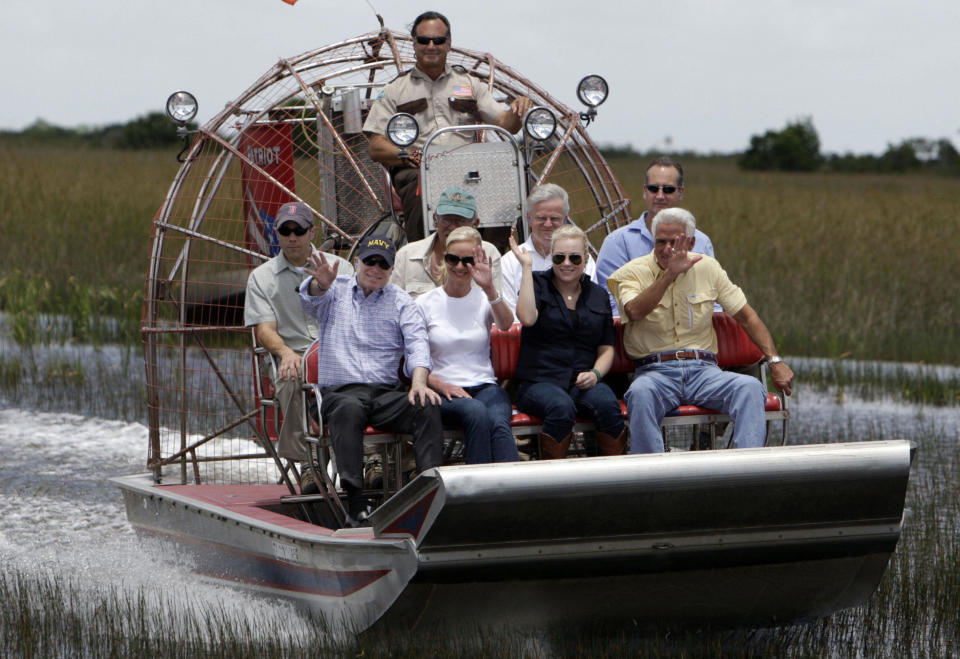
[3,0,958,155]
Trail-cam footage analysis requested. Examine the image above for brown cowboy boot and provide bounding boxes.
[538,432,571,460]
[596,428,628,456]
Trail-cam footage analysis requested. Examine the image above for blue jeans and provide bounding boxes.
[624,360,767,453]
[440,383,520,464]
[516,381,624,440]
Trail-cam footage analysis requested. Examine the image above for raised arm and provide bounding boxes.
[508,233,537,326]
[622,234,700,321]
[467,244,514,330]
[303,251,340,294]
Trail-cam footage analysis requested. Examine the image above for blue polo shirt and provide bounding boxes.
[514,270,616,389]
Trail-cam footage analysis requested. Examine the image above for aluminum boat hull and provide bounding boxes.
[114,440,913,633]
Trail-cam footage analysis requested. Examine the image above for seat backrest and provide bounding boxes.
[489,323,522,380]
[252,328,281,441]
[611,319,635,374]
[490,321,635,379]
[303,339,321,383]
[713,312,764,368]
[302,339,409,385]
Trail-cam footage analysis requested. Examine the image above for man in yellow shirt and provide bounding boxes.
[608,208,794,453]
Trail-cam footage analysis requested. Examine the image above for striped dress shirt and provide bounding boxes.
[299,275,432,389]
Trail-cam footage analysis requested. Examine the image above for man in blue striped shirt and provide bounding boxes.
[299,235,443,525]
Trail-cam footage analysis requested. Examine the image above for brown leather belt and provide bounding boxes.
[635,349,717,368]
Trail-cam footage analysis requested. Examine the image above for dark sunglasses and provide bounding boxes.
[645,184,679,194]
[552,253,584,265]
[277,224,309,237]
[443,253,475,267]
[415,35,448,45]
[361,255,391,270]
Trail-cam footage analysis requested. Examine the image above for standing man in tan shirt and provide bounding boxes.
[608,208,793,453]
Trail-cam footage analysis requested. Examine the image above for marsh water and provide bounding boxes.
[1,330,958,655]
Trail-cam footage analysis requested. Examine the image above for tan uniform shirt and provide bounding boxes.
[390,233,502,299]
[363,64,506,151]
[607,252,747,359]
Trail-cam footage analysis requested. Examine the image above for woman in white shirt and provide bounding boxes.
[416,227,519,463]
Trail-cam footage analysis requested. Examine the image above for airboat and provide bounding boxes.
[113,21,914,635]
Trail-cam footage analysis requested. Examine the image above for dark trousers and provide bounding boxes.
[393,167,424,243]
[320,383,442,490]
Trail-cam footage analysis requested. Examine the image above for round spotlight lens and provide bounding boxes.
[386,113,420,147]
[165,91,198,124]
[576,75,608,108]
[523,107,557,141]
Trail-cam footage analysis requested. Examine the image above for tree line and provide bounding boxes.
[738,117,960,175]
[601,118,960,177]
[1,112,196,149]
[7,111,959,177]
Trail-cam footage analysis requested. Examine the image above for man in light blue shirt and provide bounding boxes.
[596,157,715,315]
[299,234,443,525]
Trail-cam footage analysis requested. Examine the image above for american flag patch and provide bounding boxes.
[452,85,472,98]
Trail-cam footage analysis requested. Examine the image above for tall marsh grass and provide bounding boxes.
[0,141,178,344]
[1,141,957,364]
[607,157,960,364]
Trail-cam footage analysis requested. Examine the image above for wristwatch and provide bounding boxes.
[768,356,784,365]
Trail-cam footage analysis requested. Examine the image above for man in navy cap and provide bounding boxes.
[390,186,502,299]
[244,201,352,468]
[299,234,443,525]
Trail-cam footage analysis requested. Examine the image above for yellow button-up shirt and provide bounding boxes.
[607,252,747,359]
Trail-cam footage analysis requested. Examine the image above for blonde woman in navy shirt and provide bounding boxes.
[509,224,626,459]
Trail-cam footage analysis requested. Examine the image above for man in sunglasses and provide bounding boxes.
[608,207,793,454]
[596,157,716,315]
[390,186,502,299]
[244,201,353,470]
[363,10,534,243]
[500,183,599,311]
[299,234,443,525]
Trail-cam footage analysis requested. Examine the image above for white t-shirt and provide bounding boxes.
[416,285,497,387]
[500,236,598,311]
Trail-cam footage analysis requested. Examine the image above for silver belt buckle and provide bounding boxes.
[675,350,687,361]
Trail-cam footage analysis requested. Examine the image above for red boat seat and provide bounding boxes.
[488,312,790,449]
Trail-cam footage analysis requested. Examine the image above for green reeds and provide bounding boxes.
[0,568,332,658]
[0,344,147,422]
[2,143,958,363]
[2,427,957,657]
[0,140,171,346]
[607,157,960,365]
[793,358,960,406]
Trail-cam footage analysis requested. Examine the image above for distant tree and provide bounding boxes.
[934,138,960,173]
[878,140,921,173]
[19,118,78,142]
[115,112,192,149]
[599,143,641,158]
[739,117,823,172]
[826,152,879,173]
